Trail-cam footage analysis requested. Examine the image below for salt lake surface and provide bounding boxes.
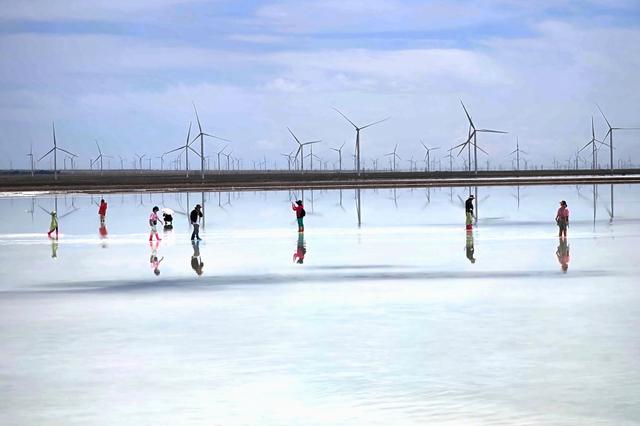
[1,184,639,425]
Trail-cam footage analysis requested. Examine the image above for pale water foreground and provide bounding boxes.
[0,185,639,425]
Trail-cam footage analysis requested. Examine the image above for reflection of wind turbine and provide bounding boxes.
[509,137,528,171]
[420,141,439,172]
[333,107,389,176]
[443,151,454,171]
[165,122,199,177]
[38,123,76,181]
[596,104,640,172]
[191,102,231,179]
[385,144,401,171]
[450,100,507,174]
[288,127,320,172]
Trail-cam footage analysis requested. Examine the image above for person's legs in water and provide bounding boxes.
[297,217,304,232]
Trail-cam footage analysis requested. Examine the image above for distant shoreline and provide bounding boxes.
[1,169,639,195]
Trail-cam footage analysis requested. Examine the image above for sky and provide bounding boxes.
[1,0,640,170]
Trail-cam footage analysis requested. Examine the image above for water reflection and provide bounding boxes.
[293,233,306,264]
[191,240,204,275]
[149,241,164,276]
[50,238,59,259]
[99,222,108,248]
[556,238,570,273]
[465,230,476,263]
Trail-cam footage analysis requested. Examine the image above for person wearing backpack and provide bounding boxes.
[292,200,305,232]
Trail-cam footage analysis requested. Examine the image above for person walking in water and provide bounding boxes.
[556,200,570,238]
[98,198,108,224]
[292,200,305,232]
[149,206,163,241]
[465,194,475,230]
[47,210,59,239]
[190,204,203,241]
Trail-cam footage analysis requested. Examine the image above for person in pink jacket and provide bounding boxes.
[555,200,570,238]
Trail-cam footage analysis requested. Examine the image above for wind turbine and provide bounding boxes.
[596,104,640,172]
[191,102,231,179]
[288,127,321,172]
[509,137,528,171]
[443,151,455,171]
[223,150,232,170]
[92,140,112,174]
[333,107,389,176]
[26,143,34,176]
[579,117,602,170]
[216,145,228,171]
[450,100,507,174]
[420,141,439,172]
[38,123,76,180]
[385,144,401,171]
[165,122,199,177]
[134,153,145,170]
[330,142,346,171]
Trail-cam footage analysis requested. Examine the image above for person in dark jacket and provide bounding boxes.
[292,200,305,232]
[190,204,203,240]
[465,194,475,230]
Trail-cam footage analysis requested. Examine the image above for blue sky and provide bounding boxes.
[1,0,640,170]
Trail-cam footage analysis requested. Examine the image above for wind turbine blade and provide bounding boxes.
[164,146,184,155]
[614,127,640,130]
[477,129,508,134]
[192,102,203,133]
[339,142,345,150]
[186,122,192,145]
[58,148,77,157]
[189,146,202,157]
[202,133,232,143]
[431,147,440,151]
[450,141,468,150]
[302,140,322,145]
[520,150,529,155]
[38,148,55,161]
[477,145,489,155]
[509,149,517,155]
[578,141,591,152]
[287,127,302,145]
[332,107,358,129]
[595,103,612,129]
[460,100,475,129]
[360,117,390,130]
[456,144,467,157]
[95,140,102,154]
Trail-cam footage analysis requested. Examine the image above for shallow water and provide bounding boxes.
[1,185,639,425]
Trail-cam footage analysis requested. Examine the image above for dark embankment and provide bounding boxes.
[1,169,640,194]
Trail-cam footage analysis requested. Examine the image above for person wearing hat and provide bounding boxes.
[47,210,59,239]
[190,204,203,241]
[465,194,475,230]
[149,206,163,241]
[556,200,570,238]
[292,200,305,232]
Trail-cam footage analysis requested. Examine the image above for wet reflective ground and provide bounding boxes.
[1,185,639,425]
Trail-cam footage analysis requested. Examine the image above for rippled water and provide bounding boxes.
[1,185,639,425]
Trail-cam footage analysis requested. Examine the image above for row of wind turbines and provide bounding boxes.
[26,101,639,180]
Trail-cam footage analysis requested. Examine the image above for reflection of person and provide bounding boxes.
[556,200,570,238]
[556,238,570,273]
[292,200,305,232]
[465,195,475,230]
[191,240,204,275]
[99,223,108,248]
[47,210,59,239]
[149,206,163,241]
[293,233,306,264]
[149,241,164,276]
[98,199,108,224]
[465,230,476,263]
[51,238,59,259]
[190,204,203,241]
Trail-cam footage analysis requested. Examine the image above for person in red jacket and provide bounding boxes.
[98,199,108,224]
[292,200,305,232]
